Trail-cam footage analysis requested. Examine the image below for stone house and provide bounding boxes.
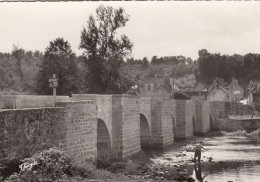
[139,74,173,99]
[207,80,230,102]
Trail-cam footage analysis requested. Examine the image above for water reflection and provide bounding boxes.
[197,163,260,182]
[150,132,260,181]
[194,164,207,182]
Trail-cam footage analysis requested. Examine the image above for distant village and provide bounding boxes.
[139,67,259,108]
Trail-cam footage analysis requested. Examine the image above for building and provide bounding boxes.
[139,72,173,99]
[227,78,244,102]
[207,80,230,102]
[205,78,244,102]
[247,81,260,107]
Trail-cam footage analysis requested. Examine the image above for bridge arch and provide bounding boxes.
[140,114,152,148]
[97,118,112,158]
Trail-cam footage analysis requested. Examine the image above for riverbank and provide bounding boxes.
[3,131,260,181]
[96,131,260,182]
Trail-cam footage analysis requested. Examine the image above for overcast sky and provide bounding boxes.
[1,1,260,60]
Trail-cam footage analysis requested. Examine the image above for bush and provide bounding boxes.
[4,147,129,182]
[0,158,23,180]
[5,147,72,182]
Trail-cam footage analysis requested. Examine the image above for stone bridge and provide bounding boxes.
[0,94,251,167]
[70,94,221,159]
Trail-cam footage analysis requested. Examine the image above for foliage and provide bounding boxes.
[3,147,130,182]
[35,38,83,96]
[0,50,42,93]
[5,147,72,182]
[196,49,260,87]
[0,158,23,181]
[150,55,193,65]
[79,5,134,94]
[12,45,25,82]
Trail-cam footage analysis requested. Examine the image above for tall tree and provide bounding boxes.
[79,5,133,94]
[35,38,81,95]
[12,45,25,82]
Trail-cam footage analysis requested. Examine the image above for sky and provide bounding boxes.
[1,1,260,60]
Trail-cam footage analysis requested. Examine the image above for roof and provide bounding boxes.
[247,81,260,95]
[208,80,230,95]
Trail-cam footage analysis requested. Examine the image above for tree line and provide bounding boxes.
[0,5,137,96]
[195,49,260,88]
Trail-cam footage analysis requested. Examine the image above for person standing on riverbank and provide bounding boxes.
[194,141,206,163]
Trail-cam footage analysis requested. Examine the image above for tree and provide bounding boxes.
[35,38,82,95]
[79,5,133,94]
[12,45,25,82]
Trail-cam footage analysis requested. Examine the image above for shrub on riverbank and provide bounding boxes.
[3,147,129,182]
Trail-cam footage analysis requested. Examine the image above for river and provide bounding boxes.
[147,131,260,182]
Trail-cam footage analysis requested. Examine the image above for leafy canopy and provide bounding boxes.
[35,37,82,95]
[79,5,134,94]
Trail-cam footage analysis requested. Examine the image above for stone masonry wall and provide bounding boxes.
[201,101,211,133]
[174,100,194,140]
[71,94,113,146]
[0,95,69,109]
[218,118,260,132]
[185,100,195,138]
[121,95,140,158]
[56,100,97,166]
[209,101,252,131]
[193,100,210,135]
[150,98,174,148]
[111,95,140,159]
[151,99,163,147]
[161,99,174,147]
[0,100,97,167]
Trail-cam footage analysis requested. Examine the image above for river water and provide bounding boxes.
[148,131,260,182]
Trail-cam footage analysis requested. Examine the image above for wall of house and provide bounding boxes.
[207,87,229,102]
[248,93,253,107]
